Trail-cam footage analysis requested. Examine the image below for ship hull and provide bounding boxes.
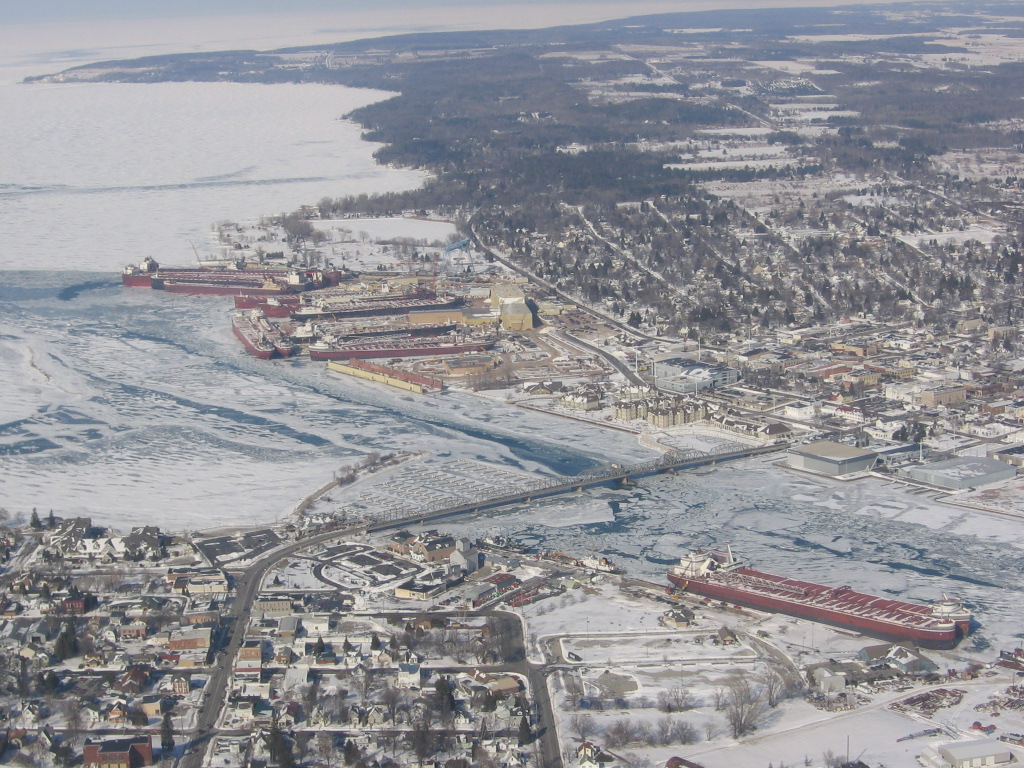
[274,343,297,358]
[234,295,301,314]
[232,320,276,359]
[667,570,961,649]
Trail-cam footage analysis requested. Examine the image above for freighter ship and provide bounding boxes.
[231,312,276,360]
[307,334,494,360]
[291,293,463,321]
[122,258,342,295]
[232,310,296,359]
[667,546,971,649]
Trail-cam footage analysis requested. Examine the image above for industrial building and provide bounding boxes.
[787,441,878,476]
[904,456,1016,491]
[651,358,740,394]
[919,739,1012,768]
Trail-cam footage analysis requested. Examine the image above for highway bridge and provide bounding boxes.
[356,441,786,534]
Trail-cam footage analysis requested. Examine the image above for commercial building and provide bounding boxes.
[787,441,878,476]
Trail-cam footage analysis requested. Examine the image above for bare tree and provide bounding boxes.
[704,720,720,745]
[604,718,635,748]
[670,720,698,745]
[658,684,696,712]
[712,686,727,711]
[61,698,84,746]
[655,717,673,745]
[568,714,596,742]
[380,685,405,724]
[315,731,334,768]
[620,754,653,768]
[723,675,767,738]
[759,665,787,708]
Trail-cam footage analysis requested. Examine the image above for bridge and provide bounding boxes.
[351,442,785,535]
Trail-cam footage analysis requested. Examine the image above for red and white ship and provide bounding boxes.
[667,546,972,649]
[231,312,276,360]
[122,258,341,296]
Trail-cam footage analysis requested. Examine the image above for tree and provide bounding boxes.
[408,715,436,767]
[61,698,84,746]
[268,715,294,768]
[315,731,335,768]
[380,684,404,723]
[568,714,595,742]
[722,675,767,738]
[517,715,532,746]
[759,665,788,708]
[52,624,77,662]
[314,635,326,655]
[160,712,175,753]
[29,509,41,530]
[370,633,381,651]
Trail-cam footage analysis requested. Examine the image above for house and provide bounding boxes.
[82,702,104,727]
[138,695,167,718]
[396,662,422,689]
[388,531,416,556]
[105,700,130,724]
[859,643,938,675]
[171,676,190,697]
[83,736,154,768]
[576,742,614,767]
[114,666,149,696]
[123,527,164,561]
[48,517,93,556]
[660,608,695,628]
[358,705,388,727]
[717,627,738,646]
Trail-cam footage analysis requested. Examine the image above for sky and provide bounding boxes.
[4,0,939,25]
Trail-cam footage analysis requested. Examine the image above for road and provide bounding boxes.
[178,526,565,768]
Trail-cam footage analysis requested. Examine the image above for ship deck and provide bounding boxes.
[714,567,950,629]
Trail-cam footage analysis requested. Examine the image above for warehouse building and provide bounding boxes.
[787,441,878,476]
[904,456,1016,491]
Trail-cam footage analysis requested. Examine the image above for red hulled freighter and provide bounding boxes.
[667,546,972,649]
[122,257,343,295]
[231,310,295,359]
